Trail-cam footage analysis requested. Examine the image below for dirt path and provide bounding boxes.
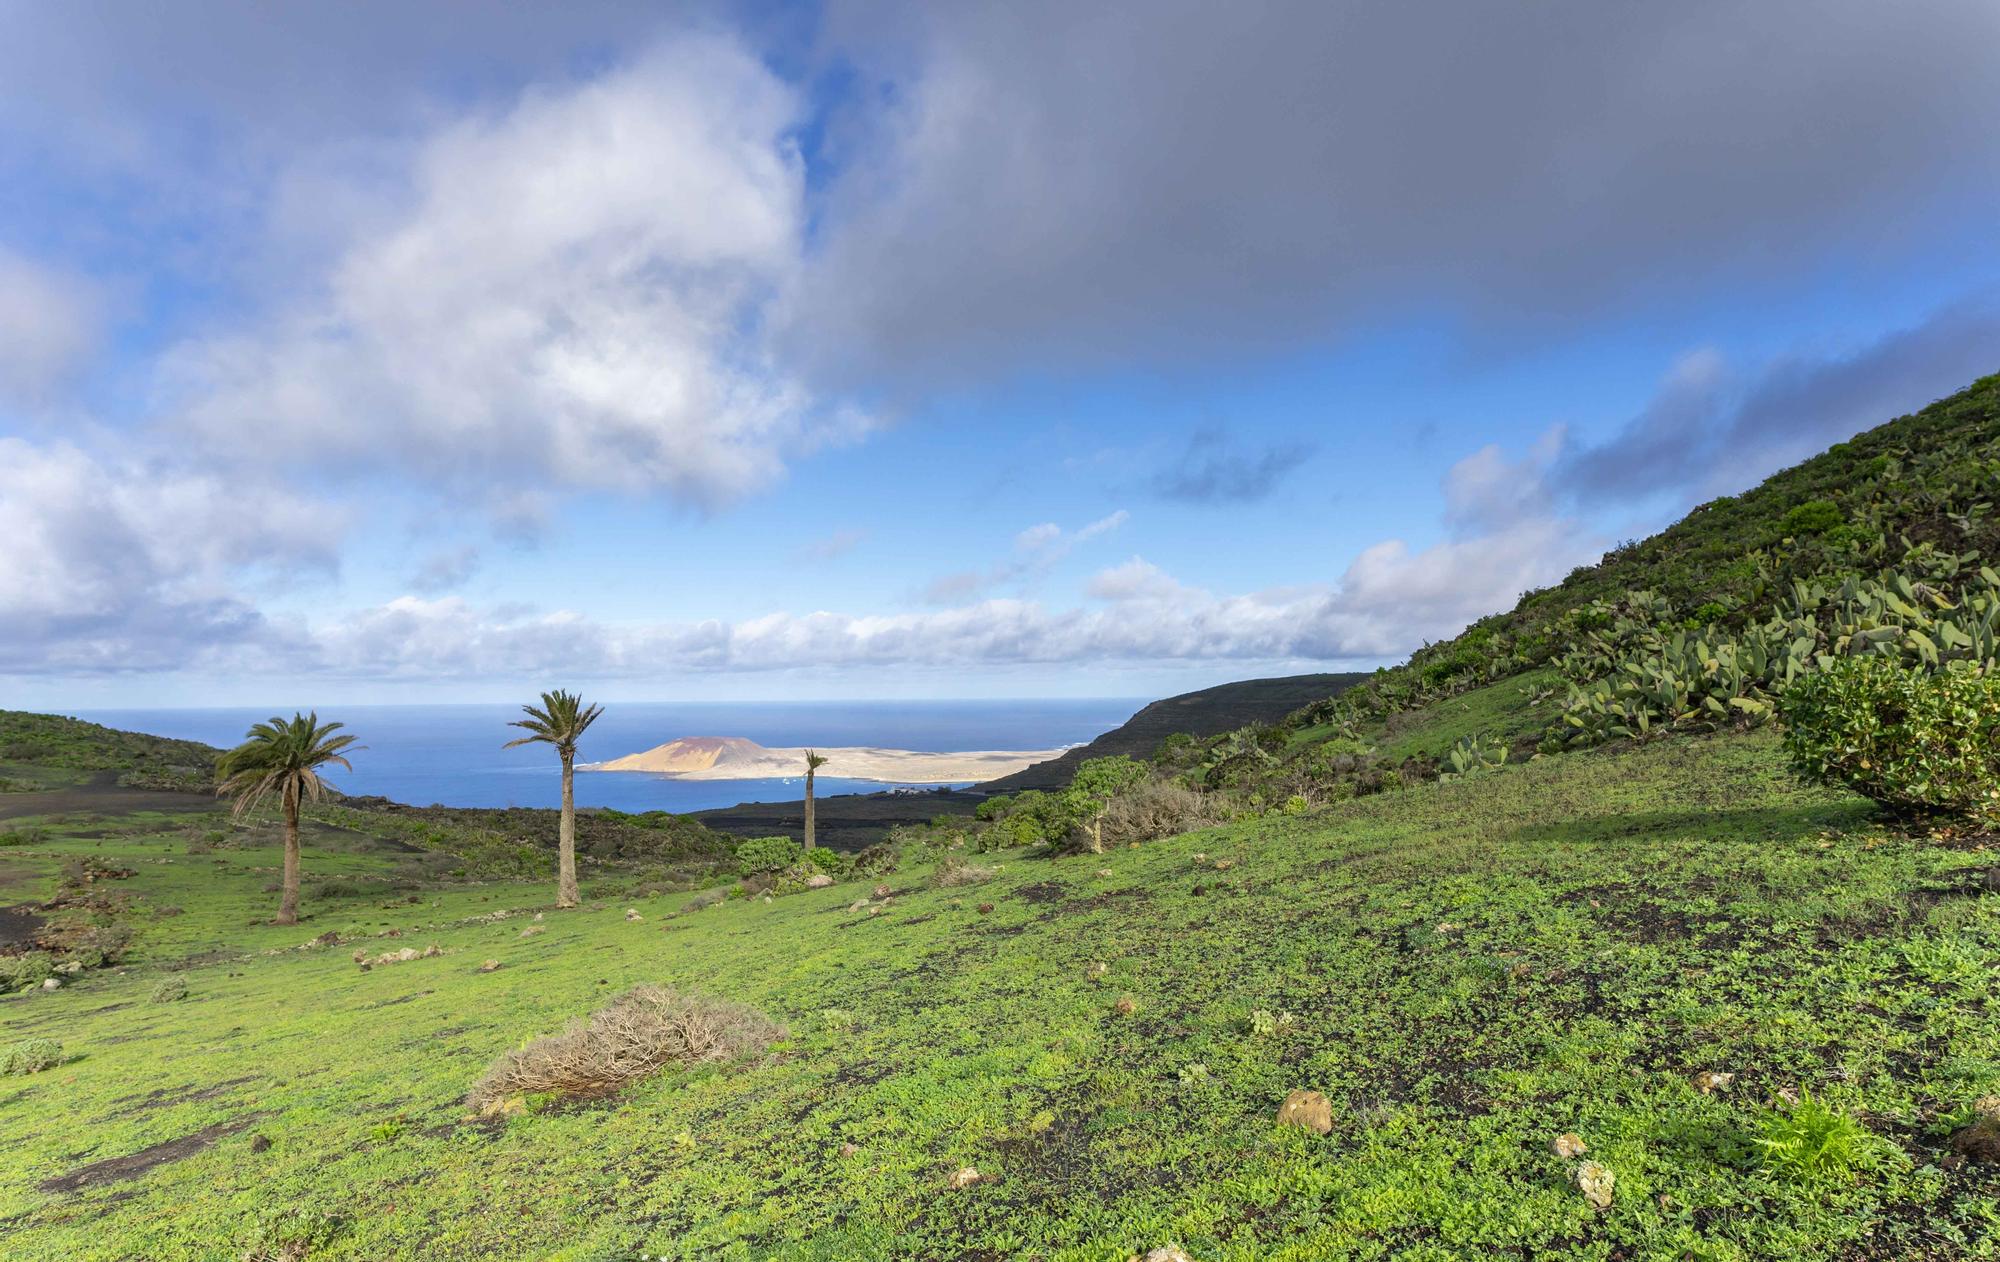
[0,772,215,822]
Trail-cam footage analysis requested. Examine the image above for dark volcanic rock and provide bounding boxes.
[978,672,1367,794]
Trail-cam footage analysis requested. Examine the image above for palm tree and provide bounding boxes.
[505,690,603,908]
[216,713,359,925]
[802,750,828,850]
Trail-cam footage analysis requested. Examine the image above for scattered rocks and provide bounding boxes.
[839,1142,859,1157]
[1275,1089,1333,1135]
[477,959,502,974]
[40,977,59,990]
[355,945,443,968]
[1949,1096,2000,1166]
[1574,1161,1615,1209]
[1087,961,1110,981]
[806,874,835,889]
[1213,858,1235,871]
[1691,1071,1735,1095]
[1114,995,1138,1017]
[873,885,892,899]
[1096,868,1114,878]
[947,1166,982,1189]
[625,908,644,922]
[1550,1132,1587,1159]
[309,931,340,948]
[519,926,544,939]
[1140,1249,1193,1262]
[848,899,870,914]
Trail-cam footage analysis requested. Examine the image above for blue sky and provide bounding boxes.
[3,1,1999,708]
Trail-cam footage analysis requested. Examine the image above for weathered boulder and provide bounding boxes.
[1275,1089,1332,1135]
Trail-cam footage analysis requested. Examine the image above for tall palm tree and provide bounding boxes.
[802,750,828,850]
[505,690,603,908]
[216,713,359,926]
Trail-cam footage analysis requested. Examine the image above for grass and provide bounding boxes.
[1,728,1996,1259]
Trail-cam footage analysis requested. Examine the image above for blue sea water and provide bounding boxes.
[69,700,1139,814]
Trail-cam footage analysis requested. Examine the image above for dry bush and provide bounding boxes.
[932,854,997,887]
[1100,781,1224,845]
[467,985,785,1108]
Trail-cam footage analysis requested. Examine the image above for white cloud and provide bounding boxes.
[164,36,862,514]
[0,438,339,672]
[924,510,1131,604]
[0,250,101,399]
[1443,426,1565,537]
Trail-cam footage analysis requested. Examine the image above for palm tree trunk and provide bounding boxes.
[804,765,816,850]
[557,752,579,907]
[277,781,301,925]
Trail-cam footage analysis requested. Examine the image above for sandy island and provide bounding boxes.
[581,736,1066,784]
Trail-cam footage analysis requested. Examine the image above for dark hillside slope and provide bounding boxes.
[980,671,1367,792]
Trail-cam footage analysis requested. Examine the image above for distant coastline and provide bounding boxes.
[583,735,1067,783]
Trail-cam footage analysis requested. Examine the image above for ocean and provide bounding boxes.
[70,699,1139,814]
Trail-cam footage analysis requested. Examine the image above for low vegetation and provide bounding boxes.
[466,985,785,1111]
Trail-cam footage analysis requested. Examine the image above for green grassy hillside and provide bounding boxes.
[0,724,1994,1259]
[0,711,221,792]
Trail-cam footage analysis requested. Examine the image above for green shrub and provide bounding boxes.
[849,844,899,877]
[736,836,801,874]
[1779,499,1844,537]
[973,795,1012,822]
[1750,1090,1882,1186]
[0,826,47,847]
[804,847,847,876]
[0,952,55,994]
[1780,658,2000,823]
[151,975,189,1003]
[1,1038,61,1075]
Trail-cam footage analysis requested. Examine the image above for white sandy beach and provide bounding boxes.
[581,736,1064,783]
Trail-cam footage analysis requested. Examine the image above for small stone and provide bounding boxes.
[947,1166,982,1189]
[839,1142,859,1157]
[977,902,995,914]
[1143,1250,1193,1262]
[1114,995,1137,1016]
[1550,1132,1587,1159]
[1193,853,1207,862]
[40,977,59,990]
[478,959,502,973]
[1213,858,1235,871]
[1950,1116,2000,1164]
[1097,868,1114,878]
[849,899,869,913]
[1087,961,1110,980]
[625,908,643,921]
[1574,1161,1614,1209]
[249,1134,272,1153]
[868,904,885,916]
[873,884,892,899]
[311,931,340,947]
[1275,1089,1333,1135]
[533,912,544,921]
[1691,1070,1735,1095]
[519,926,544,938]
[806,873,835,888]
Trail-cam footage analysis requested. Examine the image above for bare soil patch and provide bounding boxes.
[38,1115,263,1194]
